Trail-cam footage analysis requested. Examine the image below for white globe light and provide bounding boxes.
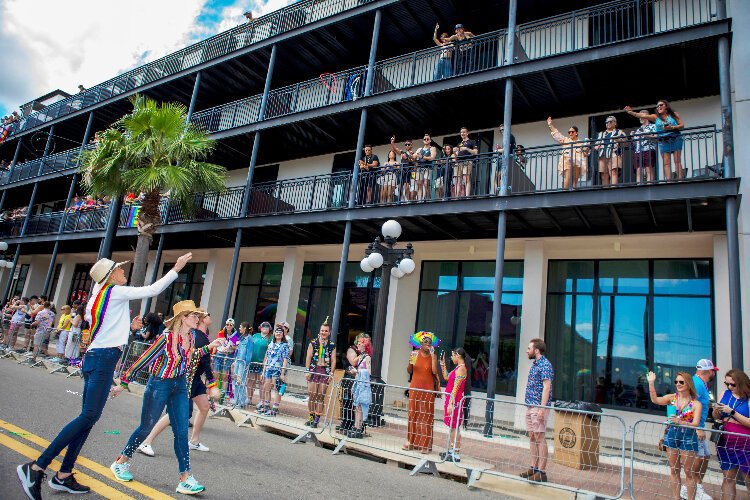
[390,267,405,279]
[382,220,402,239]
[0,260,6,267]
[0,242,8,251]
[6,261,13,268]
[398,257,416,274]
[367,252,384,269]
[360,257,374,273]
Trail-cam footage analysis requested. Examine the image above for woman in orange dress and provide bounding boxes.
[403,332,440,453]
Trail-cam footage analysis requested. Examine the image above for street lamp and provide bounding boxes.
[0,241,12,268]
[360,220,415,381]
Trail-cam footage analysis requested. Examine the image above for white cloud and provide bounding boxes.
[0,0,296,117]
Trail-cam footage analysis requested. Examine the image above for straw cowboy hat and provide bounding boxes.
[89,258,129,284]
[164,300,205,329]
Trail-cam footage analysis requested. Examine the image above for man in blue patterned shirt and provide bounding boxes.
[521,338,554,483]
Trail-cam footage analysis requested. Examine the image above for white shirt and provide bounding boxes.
[85,270,178,349]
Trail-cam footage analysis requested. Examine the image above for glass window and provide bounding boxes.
[156,262,207,315]
[232,262,282,329]
[416,260,523,395]
[547,261,594,293]
[598,260,649,294]
[654,260,711,296]
[546,259,715,413]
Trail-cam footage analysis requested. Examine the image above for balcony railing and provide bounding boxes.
[12,0,378,137]
[247,172,351,216]
[0,125,724,239]
[191,0,717,135]
[1,144,93,185]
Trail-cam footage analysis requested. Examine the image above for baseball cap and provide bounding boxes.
[696,359,719,371]
[280,321,290,332]
[260,321,271,328]
[225,318,235,325]
[455,24,464,29]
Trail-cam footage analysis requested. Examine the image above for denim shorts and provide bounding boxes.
[696,435,710,457]
[264,366,281,379]
[664,425,699,453]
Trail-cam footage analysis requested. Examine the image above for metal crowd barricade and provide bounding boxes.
[115,340,153,385]
[629,419,747,500]
[451,396,627,498]
[250,364,336,445]
[329,380,450,476]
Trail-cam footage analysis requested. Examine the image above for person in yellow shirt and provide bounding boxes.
[54,305,73,360]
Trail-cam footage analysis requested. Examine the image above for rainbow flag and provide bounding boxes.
[89,284,114,346]
[126,205,141,228]
[0,126,10,145]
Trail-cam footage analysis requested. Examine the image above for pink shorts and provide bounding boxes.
[525,407,549,434]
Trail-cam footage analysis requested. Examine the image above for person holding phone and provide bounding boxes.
[647,371,702,500]
[403,332,440,453]
[713,369,750,499]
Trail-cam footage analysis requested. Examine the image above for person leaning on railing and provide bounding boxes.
[712,369,750,499]
[547,117,589,190]
[647,370,702,500]
[624,101,685,181]
[454,127,479,197]
[379,150,400,203]
[593,116,627,186]
[412,133,437,202]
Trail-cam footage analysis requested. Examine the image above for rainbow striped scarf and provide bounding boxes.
[89,284,114,345]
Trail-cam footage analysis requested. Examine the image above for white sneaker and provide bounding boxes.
[696,484,712,500]
[680,485,688,499]
[188,441,209,452]
[137,443,155,457]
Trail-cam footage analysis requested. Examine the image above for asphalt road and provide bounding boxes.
[0,358,507,500]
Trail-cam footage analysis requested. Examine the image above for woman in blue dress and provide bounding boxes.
[625,100,685,181]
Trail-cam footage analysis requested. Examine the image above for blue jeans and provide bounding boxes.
[36,347,122,472]
[433,58,452,80]
[121,375,190,473]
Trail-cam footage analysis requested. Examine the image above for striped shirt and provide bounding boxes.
[120,330,211,387]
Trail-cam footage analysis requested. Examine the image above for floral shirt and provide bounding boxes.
[525,355,554,405]
[671,393,696,423]
[34,309,55,333]
[631,123,656,153]
[265,341,290,368]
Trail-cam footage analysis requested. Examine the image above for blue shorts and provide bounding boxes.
[264,366,281,380]
[658,133,683,154]
[696,435,710,457]
[664,425,699,453]
[248,363,263,375]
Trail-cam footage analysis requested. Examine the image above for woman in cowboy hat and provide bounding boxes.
[17,253,191,500]
[110,300,222,495]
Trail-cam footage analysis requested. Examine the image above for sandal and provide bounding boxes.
[402,444,414,451]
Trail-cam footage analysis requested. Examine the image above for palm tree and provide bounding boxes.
[80,94,227,287]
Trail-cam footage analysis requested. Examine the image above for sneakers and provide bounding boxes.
[176,475,205,495]
[696,484,712,500]
[17,462,46,500]
[49,472,91,494]
[110,461,133,482]
[137,443,155,457]
[188,441,209,452]
[681,485,688,500]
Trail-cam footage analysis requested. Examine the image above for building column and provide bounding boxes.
[51,258,76,307]
[141,234,166,315]
[186,72,201,122]
[713,235,733,375]
[381,254,422,386]
[22,254,51,297]
[204,248,233,317]
[275,247,305,331]
[514,240,547,404]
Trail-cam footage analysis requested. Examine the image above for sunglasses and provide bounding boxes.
[674,380,686,385]
[726,382,737,388]
[567,130,576,134]
[657,103,666,108]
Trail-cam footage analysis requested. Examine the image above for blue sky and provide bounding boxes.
[0,0,292,117]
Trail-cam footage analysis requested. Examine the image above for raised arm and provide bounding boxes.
[547,117,565,144]
[113,253,193,300]
[433,23,442,46]
[624,106,657,123]
[647,371,675,405]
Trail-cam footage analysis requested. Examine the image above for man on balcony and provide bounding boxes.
[358,145,380,205]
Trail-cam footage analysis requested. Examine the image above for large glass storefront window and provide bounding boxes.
[546,259,714,412]
[232,262,282,327]
[294,262,379,365]
[155,262,208,316]
[416,260,523,395]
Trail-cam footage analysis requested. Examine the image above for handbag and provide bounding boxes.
[709,420,724,444]
[658,427,668,452]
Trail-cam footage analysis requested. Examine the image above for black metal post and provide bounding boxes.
[330,221,351,344]
[258,45,278,121]
[3,245,21,302]
[484,0,517,437]
[370,245,393,380]
[364,9,382,97]
[142,234,166,315]
[20,183,39,237]
[42,241,59,296]
[717,15,741,366]
[222,229,243,323]
[98,196,123,259]
[0,191,6,213]
[186,71,201,122]
[43,125,55,157]
[7,137,22,180]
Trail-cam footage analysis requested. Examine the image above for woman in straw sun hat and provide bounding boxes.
[110,299,222,495]
[17,253,192,500]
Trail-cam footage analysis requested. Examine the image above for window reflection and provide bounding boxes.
[417,261,523,395]
[546,259,714,413]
